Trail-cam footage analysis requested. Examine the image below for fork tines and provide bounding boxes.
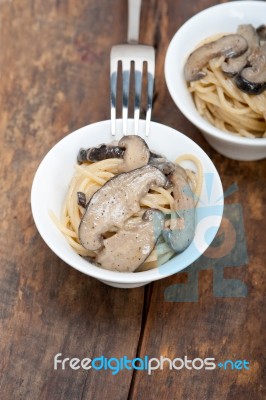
[110,44,155,137]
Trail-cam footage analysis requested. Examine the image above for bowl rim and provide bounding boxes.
[31,119,224,284]
[164,0,266,147]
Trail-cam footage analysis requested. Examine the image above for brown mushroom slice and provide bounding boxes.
[117,135,150,172]
[79,165,167,251]
[77,192,86,208]
[222,25,260,76]
[162,165,195,253]
[77,144,123,164]
[256,24,266,41]
[77,135,153,168]
[96,209,165,272]
[149,160,176,176]
[235,44,266,94]
[184,34,248,81]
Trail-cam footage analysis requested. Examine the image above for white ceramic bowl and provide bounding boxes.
[165,1,266,161]
[31,119,224,288]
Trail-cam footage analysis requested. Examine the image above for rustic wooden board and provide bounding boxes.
[0,0,265,399]
[0,1,143,399]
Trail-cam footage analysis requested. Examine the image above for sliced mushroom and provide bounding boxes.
[162,165,195,253]
[117,135,150,172]
[79,165,167,251]
[149,151,166,162]
[184,34,248,81]
[256,24,266,41]
[96,209,165,272]
[149,161,175,176]
[77,135,158,170]
[77,192,86,208]
[235,43,266,94]
[77,144,123,164]
[147,160,176,189]
[222,25,260,76]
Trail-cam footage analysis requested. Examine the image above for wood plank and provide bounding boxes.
[0,1,143,399]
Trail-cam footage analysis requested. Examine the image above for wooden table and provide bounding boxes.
[0,1,265,399]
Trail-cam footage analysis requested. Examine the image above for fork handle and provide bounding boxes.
[127,0,141,43]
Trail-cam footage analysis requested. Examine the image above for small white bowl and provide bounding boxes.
[31,119,223,288]
[165,1,266,161]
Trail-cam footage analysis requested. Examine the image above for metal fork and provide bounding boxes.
[110,0,155,137]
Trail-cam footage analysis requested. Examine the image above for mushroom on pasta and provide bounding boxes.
[184,24,266,138]
[53,137,203,272]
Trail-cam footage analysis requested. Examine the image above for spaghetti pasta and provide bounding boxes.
[189,57,266,138]
[51,153,203,272]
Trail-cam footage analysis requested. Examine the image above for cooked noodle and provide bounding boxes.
[51,155,203,272]
[189,57,266,138]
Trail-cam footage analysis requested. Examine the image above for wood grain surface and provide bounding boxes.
[0,1,265,399]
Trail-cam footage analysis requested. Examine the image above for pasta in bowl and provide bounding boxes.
[31,119,223,288]
[165,1,266,160]
[185,25,266,138]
